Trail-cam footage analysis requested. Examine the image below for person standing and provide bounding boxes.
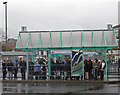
[87,58,93,80]
[84,59,88,80]
[65,58,71,80]
[34,61,43,80]
[2,60,7,80]
[7,60,13,79]
[20,58,26,80]
[100,60,106,80]
[38,58,46,80]
[63,59,67,80]
[13,60,18,79]
[56,57,61,79]
[93,59,99,80]
[28,58,34,79]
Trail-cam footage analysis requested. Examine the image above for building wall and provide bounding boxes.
[7,43,16,49]
[7,38,17,49]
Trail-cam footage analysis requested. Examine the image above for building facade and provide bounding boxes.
[7,38,17,49]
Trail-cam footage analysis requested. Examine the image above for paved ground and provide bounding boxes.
[0,82,120,94]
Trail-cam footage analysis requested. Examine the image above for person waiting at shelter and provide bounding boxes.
[2,60,7,80]
[84,59,89,80]
[38,58,46,80]
[87,58,93,80]
[34,61,43,80]
[13,59,18,79]
[63,59,67,80]
[65,57,71,80]
[28,58,34,80]
[93,59,100,80]
[7,60,14,79]
[100,60,106,80]
[56,57,61,79]
[88,58,93,69]
[51,58,55,79]
[20,58,26,80]
[59,59,64,80]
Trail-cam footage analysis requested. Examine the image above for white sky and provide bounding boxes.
[0,0,119,38]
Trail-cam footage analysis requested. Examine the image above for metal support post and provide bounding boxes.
[3,2,8,51]
[105,49,108,81]
[26,50,29,80]
[32,50,33,62]
[82,49,84,80]
[101,49,103,61]
[71,49,72,77]
[60,32,62,47]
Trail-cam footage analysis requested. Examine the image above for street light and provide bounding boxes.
[3,2,7,51]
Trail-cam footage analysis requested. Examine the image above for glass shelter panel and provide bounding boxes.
[94,31,105,46]
[16,30,118,49]
[17,33,29,48]
[62,32,71,47]
[72,32,82,47]
[51,32,60,47]
[28,33,39,48]
[40,32,49,48]
[83,31,93,46]
[104,31,116,46]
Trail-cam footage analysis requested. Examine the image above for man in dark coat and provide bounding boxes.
[28,58,34,79]
[87,58,93,80]
[20,58,26,80]
[7,60,14,79]
[13,60,18,79]
[65,58,71,80]
[84,59,88,80]
[2,60,7,80]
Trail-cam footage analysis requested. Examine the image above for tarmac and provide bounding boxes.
[1,79,120,84]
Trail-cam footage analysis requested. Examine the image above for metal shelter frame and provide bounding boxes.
[0,51,36,62]
[15,29,118,80]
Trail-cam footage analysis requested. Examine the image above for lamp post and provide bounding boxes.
[3,2,7,51]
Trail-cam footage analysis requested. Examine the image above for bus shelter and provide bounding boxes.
[15,29,118,80]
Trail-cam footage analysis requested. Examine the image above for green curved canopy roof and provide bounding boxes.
[15,29,118,50]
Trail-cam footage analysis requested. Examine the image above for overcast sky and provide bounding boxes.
[0,0,119,38]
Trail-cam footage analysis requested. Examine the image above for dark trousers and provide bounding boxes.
[50,71,54,79]
[88,71,91,80]
[34,72,39,80]
[21,70,26,80]
[94,68,98,80]
[14,71,18,79]
[42,71,46,80]
[3,71,7,80]
[28,70,33,79]
[100,70,104,80]
[28,75,33,79]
